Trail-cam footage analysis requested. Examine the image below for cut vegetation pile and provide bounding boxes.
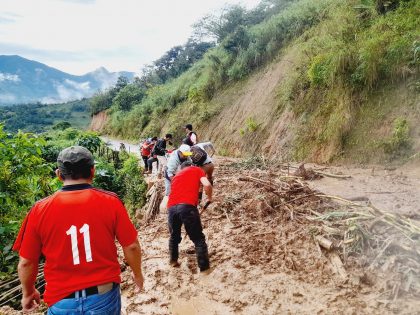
[218,159,420,300]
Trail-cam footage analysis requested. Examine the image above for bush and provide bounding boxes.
[93,158,123,195]
[76,132,102,153]
[0,126,57,277]
[118,156,147,216]
[383,117,412,158]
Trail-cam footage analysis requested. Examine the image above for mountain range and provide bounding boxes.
[0,55,135,105]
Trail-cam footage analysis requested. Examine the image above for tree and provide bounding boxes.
[138,40,214,86]
[222,26,250,54]
[192,5,247,43]
[115,76,129,91]
[113,84,146,111]
[89,90,114,115]
[52,121,72,130]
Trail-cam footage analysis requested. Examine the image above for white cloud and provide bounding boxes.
[0,93,16,102]
[54,80,93,102]
[64,79,91,92]
[0,72,20,82]
[0,0,260,74]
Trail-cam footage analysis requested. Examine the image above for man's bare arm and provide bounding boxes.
[122,239,144,290]
[18,257,40,312]
[200,177,213,202]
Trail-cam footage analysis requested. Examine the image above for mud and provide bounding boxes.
[303,163,420,217]
[120,158,420,314]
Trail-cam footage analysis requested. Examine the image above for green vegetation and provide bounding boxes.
[0,126,146,279]
[0,99,90,133]
[241,116,261,135]
[285,0,419,161]
[382,117,412,159]
[0,126,57,276]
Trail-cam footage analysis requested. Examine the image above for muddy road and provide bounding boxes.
[120,157,420,315]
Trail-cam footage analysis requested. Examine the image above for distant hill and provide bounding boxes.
[0,99,91,133]
[0,55,135,105]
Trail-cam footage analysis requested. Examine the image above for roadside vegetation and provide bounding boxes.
[0,124,146,280]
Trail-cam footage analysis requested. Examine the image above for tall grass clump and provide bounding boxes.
[288,0,419,161]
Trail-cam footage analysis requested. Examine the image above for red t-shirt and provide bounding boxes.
[167,166,206,208]
[141,142,153,156]
[13,185,138,306]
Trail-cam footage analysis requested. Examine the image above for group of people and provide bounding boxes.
[140,124,215,273]
[12,123,215,314]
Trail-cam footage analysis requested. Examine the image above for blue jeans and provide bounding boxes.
[47,284,121,315]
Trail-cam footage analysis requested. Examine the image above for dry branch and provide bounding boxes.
[329,252,347,279]
[315,235,334,250]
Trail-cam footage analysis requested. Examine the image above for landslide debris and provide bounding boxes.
[120,157,420,314]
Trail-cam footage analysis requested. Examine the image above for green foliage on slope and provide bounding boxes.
[103,0,337,139]
[100,0,418,163]
[284,0,419,161]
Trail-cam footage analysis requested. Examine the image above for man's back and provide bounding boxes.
[167,166,205,208]
[15,185,137,305]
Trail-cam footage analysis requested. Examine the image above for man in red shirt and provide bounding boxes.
[13,146,144,314]
[141,136,157,173]
[167,161,213,272]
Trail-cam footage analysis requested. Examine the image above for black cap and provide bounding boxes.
[57,146,94,169]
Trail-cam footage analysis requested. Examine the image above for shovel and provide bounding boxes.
[199,201,212,215]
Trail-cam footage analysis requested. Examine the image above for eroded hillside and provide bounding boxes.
[94,0,419,165]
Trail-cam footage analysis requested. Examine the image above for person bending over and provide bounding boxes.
[167,161,212,273]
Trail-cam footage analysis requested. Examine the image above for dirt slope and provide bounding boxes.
[90,111,108,132]
[197,47,297,158]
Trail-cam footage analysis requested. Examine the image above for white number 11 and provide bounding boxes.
[66,224,93,265]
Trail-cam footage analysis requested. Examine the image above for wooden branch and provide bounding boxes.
[315,171,351,179]
[315,235,333,250]
[329,252,347,279]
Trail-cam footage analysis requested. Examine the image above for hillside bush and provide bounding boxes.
[382,117,412,158]
[0,126,56,277]
[103,0,338,139]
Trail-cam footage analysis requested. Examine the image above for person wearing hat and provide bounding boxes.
[13,146,144,314]
[167,161,212,273]
[183,124,198,146]
[164,144,193,196]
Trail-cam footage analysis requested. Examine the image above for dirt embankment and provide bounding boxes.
[120,157,420,315]
[90,111,108,132]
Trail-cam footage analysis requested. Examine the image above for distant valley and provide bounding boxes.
[0,55,135,105]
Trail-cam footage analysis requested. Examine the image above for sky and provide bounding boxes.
[0,0,261,75]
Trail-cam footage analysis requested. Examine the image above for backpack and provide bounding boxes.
[190,145,208,166]
[183,132,198,146]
